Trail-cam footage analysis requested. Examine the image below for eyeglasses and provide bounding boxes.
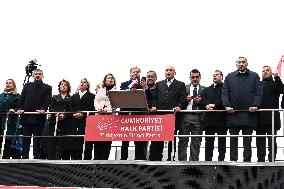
[190,76,200,79]
[237,61,246,63]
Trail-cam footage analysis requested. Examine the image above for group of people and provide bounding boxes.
[0,56,283,162]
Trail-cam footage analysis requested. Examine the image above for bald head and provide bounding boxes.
[165,65,176,80]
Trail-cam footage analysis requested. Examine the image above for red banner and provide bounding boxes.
[85,114,175,141]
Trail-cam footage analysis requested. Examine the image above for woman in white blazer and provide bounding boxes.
[93,73,116,160]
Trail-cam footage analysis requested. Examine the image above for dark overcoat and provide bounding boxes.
[19,81,52,125]
[258,76,284,130]
[63,91,95,150]
[222,69,262,128]
[0,92,20,136]
[201,83,226,130]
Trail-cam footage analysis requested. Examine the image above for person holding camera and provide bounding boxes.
[17,69,52,159]
[178,69,205,161]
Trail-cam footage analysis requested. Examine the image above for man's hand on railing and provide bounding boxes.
[225,106,234,113]
[149,107,157,112]
[8,109,16,113]
[73,112,83,119]
[36,110,45,114]
[173,107,181,112]
[16,109,24,115]
[206,104,215,110]
[249,106,258,112]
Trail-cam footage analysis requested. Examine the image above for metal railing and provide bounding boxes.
[0,109,282,162]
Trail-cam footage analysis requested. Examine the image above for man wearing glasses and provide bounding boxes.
[222,57,262,162]
[178,69,205,161]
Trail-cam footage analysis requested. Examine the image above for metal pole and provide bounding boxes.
[82,111,89,160]
[54,113,59,136]
[171,112,176,162]
[115,146,118,160]
[272,110,275,162]
[0,113,9,159]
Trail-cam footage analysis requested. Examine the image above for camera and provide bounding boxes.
[25,59,39,76]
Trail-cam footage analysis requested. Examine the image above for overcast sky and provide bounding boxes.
[1,0,284,94]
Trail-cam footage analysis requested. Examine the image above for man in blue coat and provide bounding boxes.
[222,57,262,162]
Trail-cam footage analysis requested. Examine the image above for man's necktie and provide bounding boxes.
[193,86,197,97]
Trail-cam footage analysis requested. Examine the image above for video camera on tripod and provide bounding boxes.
[23,59,41,86]
[25,59,40,76]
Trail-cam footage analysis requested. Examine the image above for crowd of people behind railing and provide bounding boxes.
[1,56,284,162]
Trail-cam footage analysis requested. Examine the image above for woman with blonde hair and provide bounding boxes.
[0,79,21,159]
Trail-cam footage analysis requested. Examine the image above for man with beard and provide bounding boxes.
[17,69,52,159]
[257,66,284,162]
[222,57,262,162]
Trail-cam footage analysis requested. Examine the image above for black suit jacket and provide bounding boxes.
[258,76,284,130]
[19,81,52,125]
[64,91,95,150]
[120,80,143,90]
[153,79,186,110]
[201,83,226,129]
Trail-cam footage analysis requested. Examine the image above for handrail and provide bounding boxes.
[0,109,282,162]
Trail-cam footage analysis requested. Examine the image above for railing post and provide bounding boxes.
[0,113,9,159]
[272,110,275,162]
[82,111,90,160]
[115,146,118,160]
[54,113,59,136]
[171,111,176,162]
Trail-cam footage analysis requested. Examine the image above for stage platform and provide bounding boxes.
[0,160,283,188]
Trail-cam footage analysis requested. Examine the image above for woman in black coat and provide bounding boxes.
[47,79,71,160]
[0,79,21,159]
[62,78,95,160]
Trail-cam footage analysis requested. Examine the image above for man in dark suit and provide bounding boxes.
[178,69,205,161]
[149,65,186,161]
[257,66,284,162]
[222,57,262,162]
[201,70,226,161]
[120,66,148,160]
[17,69,52,159]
